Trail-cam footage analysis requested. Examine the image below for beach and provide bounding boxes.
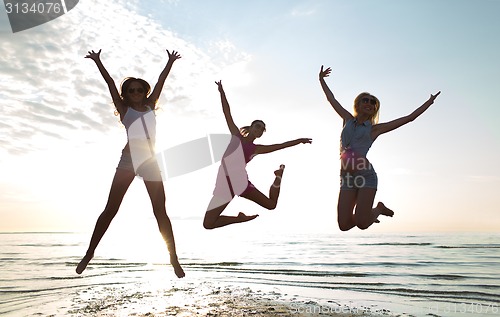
[15,271,397,317]
[64,279,381,317]
[1,226,499,316]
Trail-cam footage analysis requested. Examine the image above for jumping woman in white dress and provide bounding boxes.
[76,49,185,278]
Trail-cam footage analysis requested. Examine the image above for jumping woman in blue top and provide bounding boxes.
[319,66,440,231]
[76,49,185,278]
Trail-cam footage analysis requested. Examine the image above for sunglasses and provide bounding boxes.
[128,88,145,94]
[361,97,377,105]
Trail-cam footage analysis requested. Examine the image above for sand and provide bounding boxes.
[61,280,392,317]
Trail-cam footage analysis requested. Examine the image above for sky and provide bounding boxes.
[0,0,499,235]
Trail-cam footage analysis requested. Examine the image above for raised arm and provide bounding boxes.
[215,81,240,136]
[85,49,125,113]
[255,138,312,155]
[148,50,182,106]
[372,91,441,140]
[319,66,353,122]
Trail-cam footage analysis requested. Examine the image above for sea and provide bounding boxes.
[1,223,499,317]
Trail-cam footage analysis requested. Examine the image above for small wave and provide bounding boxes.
[321,261,426,267]
[435,244,500,249]
[376,287,500,302]
[16,243,80,247]
[416,274,466,280]
[237,278,500,303]
[185,265,370,278]
[83,261,147,266]
[361,242,433,246]
[0,257,23,261]
[183,261,242,267]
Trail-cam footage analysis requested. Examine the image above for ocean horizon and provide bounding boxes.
[1,225,499,316]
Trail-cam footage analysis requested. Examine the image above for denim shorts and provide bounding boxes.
[117,145,163,181]
[340,167,378,190]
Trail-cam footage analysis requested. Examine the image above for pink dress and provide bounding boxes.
[212,135,257,202]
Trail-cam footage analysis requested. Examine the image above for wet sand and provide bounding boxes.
[62,280,389,317]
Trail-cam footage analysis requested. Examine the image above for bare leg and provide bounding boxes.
[241,164,285,210]
[144,180,185,278]
[371,201,394,224]
[375,202,394,217]
[203,196,258,229]
[269,164,285,204]
[354,188,379,230]
[203,165,285,229]
[76,169,135,274]
[337,190,357,231]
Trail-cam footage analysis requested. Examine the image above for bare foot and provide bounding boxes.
[377,202,394,217]
[170,256,185,278]
[76,252,93,274]
[274,164,285,177]
[236,212,258,224]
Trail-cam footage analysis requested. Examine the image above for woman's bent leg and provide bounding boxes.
[241,165,285,210]
[203,196,257,229]
[354,188,378,230]
[337,189,357,231]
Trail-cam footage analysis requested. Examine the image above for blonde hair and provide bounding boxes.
[240,120,266,137]
[353,92,380,124]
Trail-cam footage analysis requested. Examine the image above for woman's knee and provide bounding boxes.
[263,201,277,210]
[356,223,371,230]
[355,215,372,230]
[203,209,220,230]
[152,191,166,205]
[203,216,216,230]
[150,192,166,213]
[338,221,354,231]
[100,205,119,220]
[337,207,356,231]
[253,194,277,210]
[152,201,166,213]
[203,222,215,230]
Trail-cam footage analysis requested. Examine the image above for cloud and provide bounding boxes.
[290,6,316,17]
[0,0,251,156]
[466,175,500,183]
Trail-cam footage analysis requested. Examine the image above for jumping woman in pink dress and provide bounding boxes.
[203,81,312,229]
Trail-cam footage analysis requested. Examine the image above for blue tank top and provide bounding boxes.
[340,118,373,158]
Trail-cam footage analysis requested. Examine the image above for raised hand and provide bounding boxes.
[215,80,224,93]
[85,49,102,62]
[299,138,313,144]
[319,65,332,79]
[428,91,441,104]
[167,50,182,61]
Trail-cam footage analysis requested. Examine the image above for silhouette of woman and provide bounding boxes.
[203,81,312,229]
[319,66,440,231]
[76,49,185,278]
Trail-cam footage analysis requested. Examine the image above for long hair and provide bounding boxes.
[353,92,380,124]
[119,77,152,108]
[240,120,266,137]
